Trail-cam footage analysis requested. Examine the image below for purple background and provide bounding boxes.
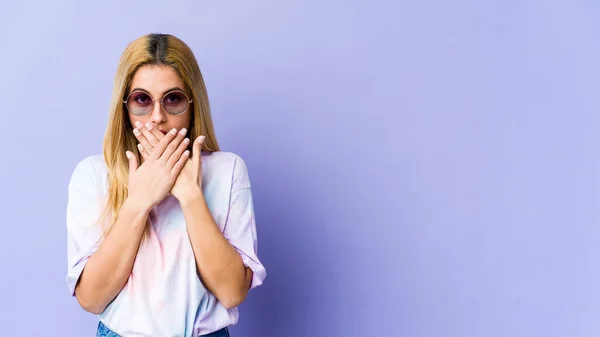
[1,1,600,336]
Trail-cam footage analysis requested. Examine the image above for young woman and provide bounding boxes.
[66,33,266,337]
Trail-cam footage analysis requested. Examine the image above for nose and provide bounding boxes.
[150,101,167,124]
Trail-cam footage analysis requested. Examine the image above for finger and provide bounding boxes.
[137,143,150,160]
[133,128,154,154]
[193,135,205,169]
[133,122,154,152]
[143,121,166,142]
[158,128,187,161]
[171,150,190,176]
[150,128,177,159]
[140,122,161,148]
[167,137,190,168]
[125,151,138,178]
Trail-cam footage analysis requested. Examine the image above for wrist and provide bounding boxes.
[179,187,205,209]
[123,196,153,216]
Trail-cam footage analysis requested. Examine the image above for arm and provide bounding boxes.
[75,198,151,314]
[67,129,189,314]
[131,128,264,308]
[181,192,253,309]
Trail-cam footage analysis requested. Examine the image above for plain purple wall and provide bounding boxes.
[1,0,600,336]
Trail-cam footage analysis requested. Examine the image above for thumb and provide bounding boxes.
[193,136,205,163]
[126,151,138,177]
[193,136,205,172]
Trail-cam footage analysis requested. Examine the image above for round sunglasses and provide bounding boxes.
[123,90,193,116]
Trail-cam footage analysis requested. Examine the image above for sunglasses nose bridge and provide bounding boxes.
[149,98,167,120]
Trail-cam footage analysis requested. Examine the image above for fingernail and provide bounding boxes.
[145,123,153,130]
[197,136,205,143]
[183,150,190,156]
[179,128,187,136]
[125,151,132,159]
[133,128,141,136]
[137,143,143,150]
[183,138,190,144]
[170,128,177,135]
[135,121,142,128]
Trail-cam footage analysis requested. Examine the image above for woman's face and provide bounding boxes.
[126,64,192,134]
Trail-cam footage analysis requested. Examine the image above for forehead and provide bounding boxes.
[130,65,185,94]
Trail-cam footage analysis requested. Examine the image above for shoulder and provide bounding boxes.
[68,154,107,188]
[202,151,252,190]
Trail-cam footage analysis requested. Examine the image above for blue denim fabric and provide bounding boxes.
[96,321,230,337]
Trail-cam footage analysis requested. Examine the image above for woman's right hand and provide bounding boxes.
[125,128,190,210]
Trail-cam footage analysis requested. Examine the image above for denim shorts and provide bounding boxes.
[96,321,230,337]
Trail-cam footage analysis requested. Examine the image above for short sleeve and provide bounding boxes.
[65,156,105,296]
[223,156,267,290]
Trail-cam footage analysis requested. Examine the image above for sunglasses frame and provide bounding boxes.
[123,89,193,116]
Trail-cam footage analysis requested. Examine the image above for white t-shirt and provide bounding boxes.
[65,151,266,336]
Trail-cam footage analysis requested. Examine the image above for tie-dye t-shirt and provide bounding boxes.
[65,151,266,337]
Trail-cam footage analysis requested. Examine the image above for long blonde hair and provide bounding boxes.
[98,33,219,238]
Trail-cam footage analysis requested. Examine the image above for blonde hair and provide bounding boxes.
[98,33,219,238]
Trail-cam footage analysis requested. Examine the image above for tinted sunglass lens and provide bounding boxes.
[163,92,189,114]
[127,92,153,116]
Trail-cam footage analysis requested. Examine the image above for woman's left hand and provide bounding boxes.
[133,122,205,203]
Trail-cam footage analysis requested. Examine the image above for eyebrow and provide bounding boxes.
[129,87,185,95]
